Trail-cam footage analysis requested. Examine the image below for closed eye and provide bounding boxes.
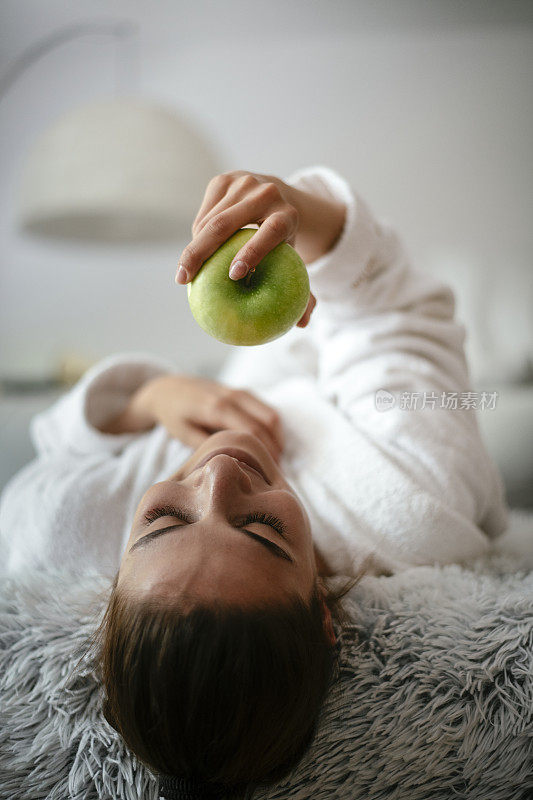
[130,506,293,562]
[142,505,287,538]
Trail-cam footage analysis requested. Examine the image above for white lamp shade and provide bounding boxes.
[17,99,219,242]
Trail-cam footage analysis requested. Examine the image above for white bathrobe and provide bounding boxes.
[0,166,509,580]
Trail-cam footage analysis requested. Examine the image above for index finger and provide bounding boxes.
[191,175,232,236]
[227,210,298,281]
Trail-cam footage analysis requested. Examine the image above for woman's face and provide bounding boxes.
[118,430,319,608]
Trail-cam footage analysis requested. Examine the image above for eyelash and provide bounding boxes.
[143,505,287,537]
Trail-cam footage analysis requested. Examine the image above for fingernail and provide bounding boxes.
[175,265,188,284]
[229,260,248,280]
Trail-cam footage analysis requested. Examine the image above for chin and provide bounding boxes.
[205,429,264,451]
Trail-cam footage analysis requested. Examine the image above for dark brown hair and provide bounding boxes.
[92,571,364,797]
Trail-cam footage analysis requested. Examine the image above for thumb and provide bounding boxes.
[296,292,317,328]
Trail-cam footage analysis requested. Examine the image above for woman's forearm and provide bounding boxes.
[96,381,157,435]
[287,184,346,264]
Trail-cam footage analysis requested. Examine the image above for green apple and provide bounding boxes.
[187,228,310,346]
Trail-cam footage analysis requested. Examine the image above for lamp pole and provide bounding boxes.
[0,20,139,101]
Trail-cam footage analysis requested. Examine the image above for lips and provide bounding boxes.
[194,447,271,485]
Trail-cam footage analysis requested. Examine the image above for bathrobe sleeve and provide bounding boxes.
[29,351,177,458]
[285,166,509,540]
[0,352,186,577]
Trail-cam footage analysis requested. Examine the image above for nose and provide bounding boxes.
[193,454,254,504]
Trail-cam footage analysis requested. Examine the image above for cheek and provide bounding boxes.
[272,491,313,568]
[133,481,175,525]
[275,489,311,542]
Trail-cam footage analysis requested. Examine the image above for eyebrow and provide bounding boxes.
[129,522,294,563]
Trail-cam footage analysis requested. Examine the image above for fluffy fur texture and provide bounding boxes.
[1,511,532,800]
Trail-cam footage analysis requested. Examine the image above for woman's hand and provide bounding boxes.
[175,171,346,329]
[138,373,285,460]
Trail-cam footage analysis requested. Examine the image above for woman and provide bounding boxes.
[0,166,508,799]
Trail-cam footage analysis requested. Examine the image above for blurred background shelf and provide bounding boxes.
[0,387,65,493]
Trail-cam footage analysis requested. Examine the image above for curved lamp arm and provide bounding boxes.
[0,20,139,100]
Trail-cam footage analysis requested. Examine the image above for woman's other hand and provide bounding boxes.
[137,374,284,460]
[175,171,345,329]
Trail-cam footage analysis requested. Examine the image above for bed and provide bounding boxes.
[1,510,532,800]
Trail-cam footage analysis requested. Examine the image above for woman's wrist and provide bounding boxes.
[96,379,159,435]
[286,184,346,264]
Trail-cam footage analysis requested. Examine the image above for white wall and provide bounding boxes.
[1,0,532,384]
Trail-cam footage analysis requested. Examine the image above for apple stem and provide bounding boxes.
[245,267,255,287]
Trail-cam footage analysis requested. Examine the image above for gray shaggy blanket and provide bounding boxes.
[1,510,532,800]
